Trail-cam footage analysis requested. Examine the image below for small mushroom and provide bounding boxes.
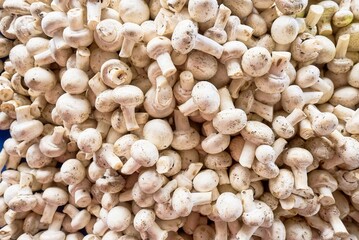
[281,85,323,113]
[204,4,231,44]
[134,209,168,240]
[100,59,133,88]
[308,170,338,206]
[333,0,353,27]
[119,23,144,58]
[272,108,307,139]
[295,65,332,93]
[317,1,339,35]
[40,187,68,224]
[121,139,159,175]
[303,104,339,136]
[112,85,144,131]
[215,192,243,222]
[63,204,91,231]
[106,206,132,232]
[219,41,248,79]
[271,16,301,45]
[143,119,173,150]
[59,159,86,186]
[241,46,272,77]
[319,205,349,238]
[275,0,308,15]
[327,34,354,74]
[171,20,224,59]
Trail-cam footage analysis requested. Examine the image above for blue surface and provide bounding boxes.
[0,130,10,172]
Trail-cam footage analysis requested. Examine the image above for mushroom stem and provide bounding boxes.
[15,105,32,122]
[40,203,57,224]
[272,138,288,159]
[215,221,228,239]
[34,49,53,66]
[63,204,79,218]
[251,100,273,122]
[183,163,203,180]
[269,51,291,76]
[173,110,191,131]
[292,168,308,190]
[0,149,8,173]
[121,106,138,131]
[219,87,235,111]
[119,38,135,58]
[178,98,198,116]
[214,4,231,29]
[335,34,350,59]
[302,91,323,105]
[120,158,140,175]
[87,0,101,30]
[328,213,348,237]
[156,52,176,78]
[67,8,84,31]
[226,59,243,78]
[89,73,107,96]
[179,71,195,91]
[155,76,173,108]
[194,34,224,59]
[333,105,354,121]
[76,47,90,71]
[191,192,212,206]
[305,5,324,28]
[51,127,66,145]
[239,141,256,168]
[318,187,334,204]
[236,223,259,240]
[228,78,247,98]
[286,108,307,126]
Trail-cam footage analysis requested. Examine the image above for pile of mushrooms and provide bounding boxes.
[1,0,359,239]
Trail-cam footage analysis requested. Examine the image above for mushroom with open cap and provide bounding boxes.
[100,59,133,89]
[219,41,248,79]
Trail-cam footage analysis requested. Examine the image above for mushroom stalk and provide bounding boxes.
[336,34,350,58]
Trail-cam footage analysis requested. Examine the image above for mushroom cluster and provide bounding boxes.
[1,0,359,239]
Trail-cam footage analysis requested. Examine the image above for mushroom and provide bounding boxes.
[295,65,332,93]
[254,51,291,94]
[235,89,273,122]
[306,215,334,240]
[86,0,110,30]
[138,168,167,194]
[308,170,338,206]
[271,16,301,45]
[303,104,339,136]
[119,23,144,58]
[225,15,254,42]
[275,0,308,15]
[213,87,247,135]
[290,33,322,64]
[193,169,219,192]
[100,59,133,88]
[63,8,93,48]
[94,143,124,171]
[327,34,354,74]
[63,204,91,231]
[112,85,144,131]
[241,46,272,77]
[229,163,251,192]
[147,36,176,77]
[39,212,66,240]
[171,20,224,59]
[106,206,132,232]
[284,216,312,240]
[185,51,218,81]
[153,179,178,204]
[173,70,195,105]
[94,19,123,52]
[319,205,349,238]
[281,85,323,113]
[201,121,231,154]
[60,68,88,95]
[239,121,275,168]
[9,44,34,77]
[283,147,313,192]
[188,0,218,23]
[204,4,231,44]
[317,1,339,35]
[215,192,243,222]
[302,4,324,35]
[40,187,68,224]
[8,172,37,212]
[59,159,86,186]
[272,108,307,139]
[219,41,248,79]
[172,187,212,217]
[10,105,43,142]
[333,0,353,27]
[118,0,150,24]
[121,139,159,175]
[174,162,203,190]
[134,209,168,240]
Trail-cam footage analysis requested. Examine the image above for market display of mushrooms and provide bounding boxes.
[1,0,359,239]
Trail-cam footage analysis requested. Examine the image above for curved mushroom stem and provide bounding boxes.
[239,141,256,168]
[251,100,273,122]
[173,110,192,131]
[51,127,66,145]
[272,138,288,159]
[336,34,350,59]
[155,76,173,109]
[286,108,307,126]
[194,34,224,59]
[334,104,355,121]
[219,87,235,111]
[121,105,139,131]
[269,51,291,76]
[215,221,228,240]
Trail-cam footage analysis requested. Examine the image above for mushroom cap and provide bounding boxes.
[303,137,335,161]
[40,230,66,240]
[100,59,132,88]
[56,93,91,125]
[310,112,338,136]
[308,170,338,191]
[26,37,50,56]
[236,89,254,113]
[284,217,312,240]
[172,187,193,216]
[107,206,132,232]
[255,145,276,164]
[337,137,359,169]
[281,85,305,113]
[95,173,125,193]
[171,127,201,150]
[193,169,219,192]
[94,19,123,52]
[319,205,340,222]
[272,116,295,139]
[204,151,232,169]
[121,22,144,41]
[8,194,38,212]
[60,159,86,185]
[143,119,173,150]
[72,210,91,230]
[24,67,57,93]
[42,187,69,205]
[271,16,300,45]
[61,68,89,94]
[240,121,275,145]
[212,108,247,135]
[229,164,251,191]
[171,20,197,54]
[220,41,248,63]
[191,81,220,114]
[241,47,272,77]
[296,65,321,88]
[269,169,295,199]
[41,11,68,37]
[113,134,139,159]
[130,140,159,167]
[112,85,144,106]
[216,192,243,222]
[134,209,156,232]
[138,169,163,194]
[201,133,231,154]
[275,0,308,15]
[327,58,354,74]
[146,36,172,59]
[77,128,102,153]
[188,0,218,22]
[283,147,314,168]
